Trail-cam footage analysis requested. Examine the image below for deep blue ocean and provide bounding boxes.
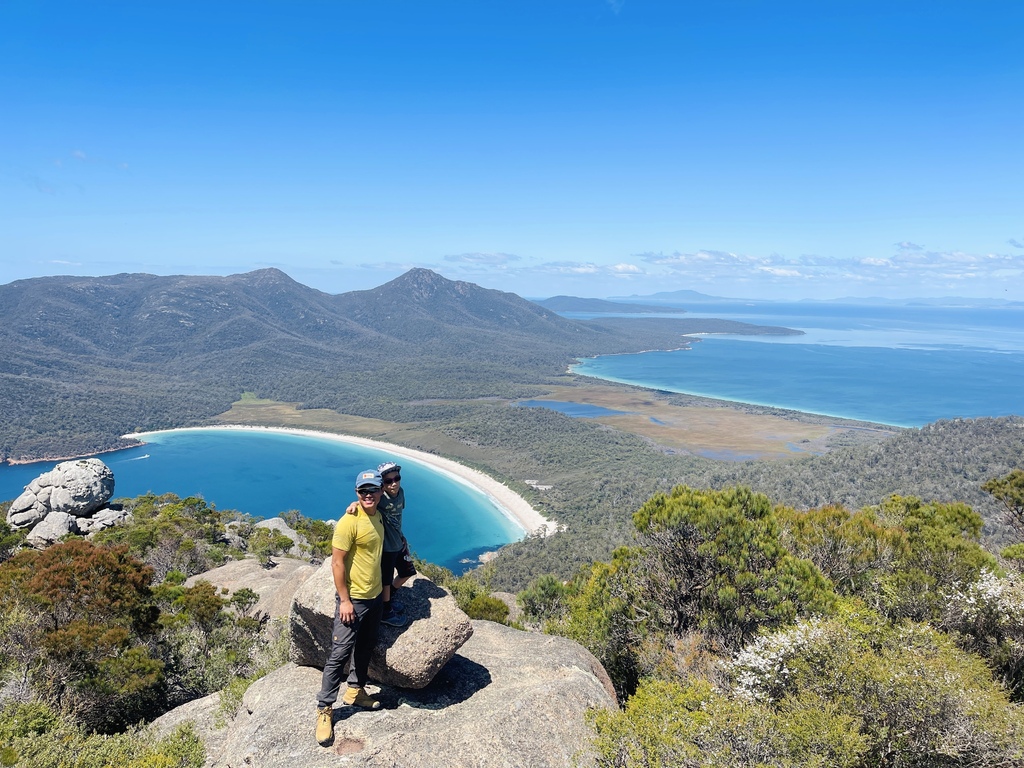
[568,303,1024,428]
[0,428,523,574]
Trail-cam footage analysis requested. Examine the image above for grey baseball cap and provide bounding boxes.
[377,461,401,476]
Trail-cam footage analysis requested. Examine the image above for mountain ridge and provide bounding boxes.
[1,268,796,461]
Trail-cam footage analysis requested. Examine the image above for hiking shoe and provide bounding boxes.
[389,597,405,613]
[381,608,408,627]
[342,686,381,710]
[315,705,334,744]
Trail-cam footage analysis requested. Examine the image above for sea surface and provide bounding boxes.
[0,428,523,574]
[567,303,1024,428]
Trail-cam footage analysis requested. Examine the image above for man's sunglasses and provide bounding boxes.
[356,487,381,496]
[382,474,401,484]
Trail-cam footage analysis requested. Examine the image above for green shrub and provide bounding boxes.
[517,573,569,623]
[727,604,1024,767]
[871,495,996,622]
[588,677,866,768]
[464,594,510,623]
[0,704,204,768]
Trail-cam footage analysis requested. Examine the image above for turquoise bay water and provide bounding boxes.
[569,304,1024,428]
[0,429,523,574]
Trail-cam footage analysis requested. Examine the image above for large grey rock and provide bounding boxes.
[292,561,471,692]
[77,506,130,534]
[184,557,318,619]
[291,562,473,689]
[26,511,80,548]
[150,620,617,768]
[7,458,115,528]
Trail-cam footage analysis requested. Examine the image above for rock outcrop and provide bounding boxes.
[151,620,617,768]
[291,562,473,689]
[184,557,318,619]
[6,458,125,547]
[254,516,309,559]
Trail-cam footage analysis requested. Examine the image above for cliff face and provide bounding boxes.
[151,620,617,768]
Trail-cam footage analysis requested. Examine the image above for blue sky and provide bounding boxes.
[2,1,1022,300]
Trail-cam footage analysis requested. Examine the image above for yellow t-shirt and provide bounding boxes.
[331,508,384,600]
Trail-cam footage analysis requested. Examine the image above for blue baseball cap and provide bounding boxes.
[354,469,382,489]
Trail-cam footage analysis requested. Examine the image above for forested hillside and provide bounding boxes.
[0,268,794,461]
[472,411,1024,589]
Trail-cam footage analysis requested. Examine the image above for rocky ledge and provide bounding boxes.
[152,620,616,768]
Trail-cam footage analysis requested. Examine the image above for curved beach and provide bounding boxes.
[124,425,557,538]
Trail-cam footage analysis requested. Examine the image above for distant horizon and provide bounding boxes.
[3,2,1022,301]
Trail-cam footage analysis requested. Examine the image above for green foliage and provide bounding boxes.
[589,677,867,768]
[229,587,260,616]
[0,702,204,768]
[0,540,164,732]
[727,605,1024,767]
[94,494,238,580]
[984,468,1024,533]
[215,618,291,726]
[173,581,227,632]
[0,521,23,565]
[939,568,1024,700]
[1003,543,1024,562]
[517,573,570,624]
[631,486,837,647]
[464,595,510,623]
[775,505,901,596]
[870,495,996,622]
[248,528,293,567]
[550,487,838,698]
[591,606,1024,768]
[279,510,333,559]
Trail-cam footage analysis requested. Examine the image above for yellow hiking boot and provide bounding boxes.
[341,686,381,710]
[315,705,333,745]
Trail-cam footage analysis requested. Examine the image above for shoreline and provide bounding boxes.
[569,363,908,429]
[123,425,558,539]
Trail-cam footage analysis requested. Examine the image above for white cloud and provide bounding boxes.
[758,267,803,278]
[628,244,1024,296]
[444,252,520,266]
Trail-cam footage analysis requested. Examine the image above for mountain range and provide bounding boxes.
[0,268,795,462]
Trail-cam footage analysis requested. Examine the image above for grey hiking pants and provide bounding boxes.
[316,593,383,707]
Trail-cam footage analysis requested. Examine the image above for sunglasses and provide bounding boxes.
[382,474,401,484]
[356,487,381,496]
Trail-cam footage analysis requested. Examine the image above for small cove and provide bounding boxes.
[0,428,524,574]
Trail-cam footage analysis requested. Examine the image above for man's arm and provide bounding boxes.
[332,546,355,624]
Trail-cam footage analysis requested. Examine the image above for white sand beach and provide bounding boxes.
[124,425,557,537]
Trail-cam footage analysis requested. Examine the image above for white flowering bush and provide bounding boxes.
[718,605,1024,767]
[941,567,1024,698]
[942,568,1024,631]
[730,618,829,703]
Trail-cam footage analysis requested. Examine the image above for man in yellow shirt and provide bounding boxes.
[316,469,386,746]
